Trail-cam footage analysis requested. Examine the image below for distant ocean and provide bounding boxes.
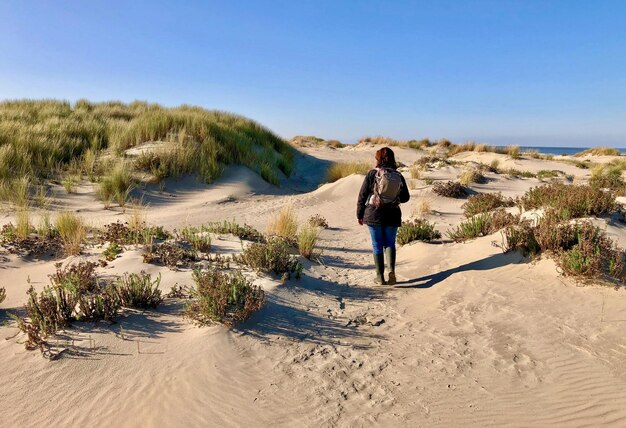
[499,146,626,156]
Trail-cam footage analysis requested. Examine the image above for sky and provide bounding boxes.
[1,0,625,146]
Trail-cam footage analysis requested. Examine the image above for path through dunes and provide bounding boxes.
[1,146,626,427]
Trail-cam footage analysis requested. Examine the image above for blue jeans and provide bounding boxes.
[367,225,398,255]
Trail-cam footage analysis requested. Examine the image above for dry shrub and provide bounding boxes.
[308,214,328,228]
[99,221,168,245]
[462,192,514,217]
[413,197,433,217]
[448,209,518,242]
[297,224,320,259]
[507,145,521,159]
[519,183,616,220]
[326,162,371,182]
[115,272,163,309]
[266,204,298,241]
[0,287,5,304]
[448,142,476,156]
[185,266,265,327]
[397,219,441,245]
[474,144,490,152]
[55,211,86,256]
[432,181,468,198]
[575,147,621,157]
[143,242,197,269]
[236,237,302,278]
[0,223,62,257]
[458,168,485,185]
[409,164,421,179]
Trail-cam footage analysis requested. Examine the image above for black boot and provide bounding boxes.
[373,253,386,285]
[385,247,396,285]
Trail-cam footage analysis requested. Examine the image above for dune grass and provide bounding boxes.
[297,224,321,259]
[575,147,621,157]
[55,211,86,255]
[266,203,299,241]
[326,161,371,182]
[0,100,294,201]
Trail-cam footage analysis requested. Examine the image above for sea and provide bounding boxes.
[501,146,626,156]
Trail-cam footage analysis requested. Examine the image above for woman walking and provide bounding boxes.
[357,147,410,285]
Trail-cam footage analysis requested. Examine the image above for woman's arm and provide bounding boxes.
[399,174,410,203]
[357,171,373,220]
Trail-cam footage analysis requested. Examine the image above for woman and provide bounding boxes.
[357,147,410,285]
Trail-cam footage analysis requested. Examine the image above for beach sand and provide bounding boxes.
[1,145,625,427]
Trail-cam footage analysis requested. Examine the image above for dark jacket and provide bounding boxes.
[357,166,410,227]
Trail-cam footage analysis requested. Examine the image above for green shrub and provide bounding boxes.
[185,266,265,326]
[115,272,163,309]
[236,237,302,278]
[180,226,212,253]
[448,209,518,242]
[519,183,616,220]
[103,242,123,261]
[326,162,371,182]
[432,181,468,198]
[397,219,441,245]
[536,169,561,181]
[462,192,514,217]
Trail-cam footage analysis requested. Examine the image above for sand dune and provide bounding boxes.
[1,145,625,427]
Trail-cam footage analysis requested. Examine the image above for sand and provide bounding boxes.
[1,145,625,427]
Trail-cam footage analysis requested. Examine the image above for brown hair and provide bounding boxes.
[375,147,397,169]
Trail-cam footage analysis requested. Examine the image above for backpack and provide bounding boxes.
[371,167,403,208]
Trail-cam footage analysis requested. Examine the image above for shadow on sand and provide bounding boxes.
[241,274,384,348]
[395,251,525,289]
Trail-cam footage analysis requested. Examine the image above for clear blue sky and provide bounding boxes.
[2,0,625,146]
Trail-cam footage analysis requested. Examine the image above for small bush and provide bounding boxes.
[448,209,518,242]
[103,242,123,261]
[266,204,298,242]
[432,181,468,198]
[115,272,163,309]
[308,214,328,228]
[143,242,197,269]
[297,224,320,259]
[397,219,441,245]
[236,237,302,278]
[204,221,264,242]
[519,183,616,220]
[185,266,265,326]
[326,162,371,183]
[180,226,212,253]
[55,212,86,256]
[462,192,514,217]
[458,168,485,185]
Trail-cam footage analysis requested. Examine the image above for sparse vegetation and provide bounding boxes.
[458,168,485,185]
[409,164,421,179]
[462,192,514,217]
[236,237,302,278]
[589,161,626,190]
[326,161,371,182]
[519,183,616,220]
[203,220,264,242]
[537,169,562,181]
[412,196,433,217]
[308,214,328,229]
[115,272,163,309]
[185,266,265,327]
[397,219,441,245]
[432,181,468,198]
[448,209,518,242]
[575,147,621,157]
